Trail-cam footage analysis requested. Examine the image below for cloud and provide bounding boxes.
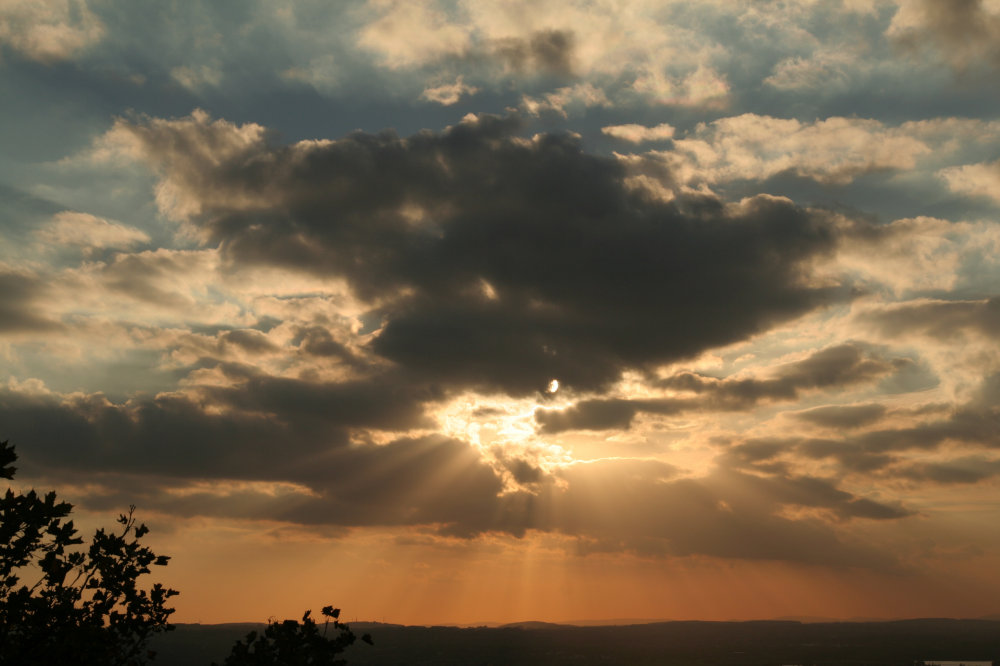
[170,64,223,91]
[0,368,435,482]
[535,343,906,432]
[520,82,610,117]
[100,110,851,396]
[601,123,676,144]
[96,109,271,221]
[0,0,104,64]
[764,49,858,91]
[518,461,904,567]
[535,399,648,433]
[939,159,1000,204]
[659,114,931,187]
[895,455,1000,484]
[37,211,150,252]
[354,0,732,107]
[420,76,478,105]
[830,216,1000,295]
[492,29,576,76]
[0,268,62,333]
[643,64,729,108]
[3,379,901,567]
[792,403,888,429]
[859,297,1000,341]
[55,248,241,326]
[727,373,1000,478]
[662,343,908,406]
[888,0,1000,71]
[356,0,471,69]
[194,364,436,432]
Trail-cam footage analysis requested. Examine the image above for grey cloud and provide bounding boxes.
[861,297,1000,340]
[511,462,902,569]
[793,403,888,429]
[97,250,209,308]
[535,399,642,433]
[45,434,506,534]
[0,387,338,481]
[895,456,1000,484]
[0,270,61,333]
[535,397,690,433]
[295,325,360,364]
[728,374,1000,476]
[730,470,913,521]
[115,111,849,396]
[749,404,999,469]
[492,29,576,76]
[859,407,1000,453]
[663,343,907,408]
[723,436,897,475]
[219,329,278,354]
[196,364,436,431]
[0,366,436,482]
[891,0,1000,71]
[535,343,902,433]
[2,383,903,568]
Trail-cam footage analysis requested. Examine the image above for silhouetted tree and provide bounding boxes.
[216,605,373,666]
[0,440,178,665]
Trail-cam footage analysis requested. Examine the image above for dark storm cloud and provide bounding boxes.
[114,111,851,396]
[196,363,437,431]
[535,343,904,433]
[0,270,61,333]
[792,403,888,429]
[0,367,436,482]
[0,387,332,481]
[38,434,507,533]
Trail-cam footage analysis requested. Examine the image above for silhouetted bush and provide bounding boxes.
[0,440,178,665]
[215,605,373,666]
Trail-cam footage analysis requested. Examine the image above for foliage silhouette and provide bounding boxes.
[215,605,373,666]
[0,440,178,665]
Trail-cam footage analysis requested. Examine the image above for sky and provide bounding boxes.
[2,0,1000,626]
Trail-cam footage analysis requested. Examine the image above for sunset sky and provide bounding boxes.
[3,0,1000,626]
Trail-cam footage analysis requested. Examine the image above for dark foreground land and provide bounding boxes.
[150,617,1000,665]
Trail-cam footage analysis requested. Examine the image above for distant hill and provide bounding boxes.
[497,621,570,630]
[150,618,1000,666]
